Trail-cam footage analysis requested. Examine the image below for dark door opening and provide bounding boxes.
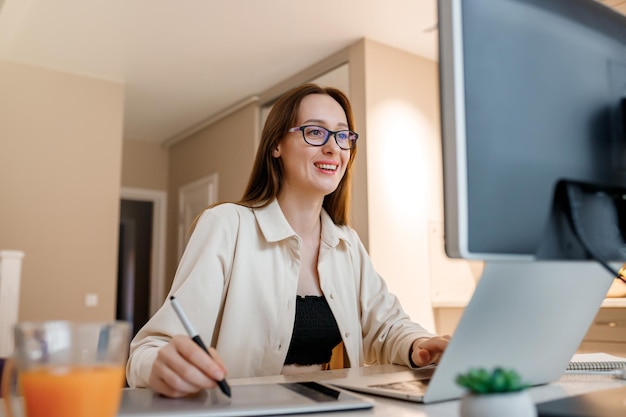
[117,199,153,337]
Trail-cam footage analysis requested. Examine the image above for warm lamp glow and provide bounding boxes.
[369,99,434,221]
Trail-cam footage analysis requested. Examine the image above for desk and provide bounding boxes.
[228,365,626,417]
[2,365,625,416]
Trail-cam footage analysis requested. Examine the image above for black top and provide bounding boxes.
[284,295,343,365]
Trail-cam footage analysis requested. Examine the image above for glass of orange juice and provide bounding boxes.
[2,321,130,417]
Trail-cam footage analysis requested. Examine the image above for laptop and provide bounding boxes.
[117,381,374,416]
[329,261,615,403]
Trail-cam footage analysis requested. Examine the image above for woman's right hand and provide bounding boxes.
[148,335,228,398]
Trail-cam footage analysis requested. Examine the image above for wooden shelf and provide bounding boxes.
[433,298,626,339]
[433,298,626,309]
[601,298,626,308]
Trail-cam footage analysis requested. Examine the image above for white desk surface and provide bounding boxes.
[2,364,625,417]
[228,364,626,417]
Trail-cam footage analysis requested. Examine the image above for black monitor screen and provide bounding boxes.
[438,0,626,260]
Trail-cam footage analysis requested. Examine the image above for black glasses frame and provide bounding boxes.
[288,125,358,150]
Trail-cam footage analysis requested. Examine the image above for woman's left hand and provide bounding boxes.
[410,335,450,367]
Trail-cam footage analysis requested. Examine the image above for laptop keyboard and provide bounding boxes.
[369,379,429,394]
[367,366,435,394]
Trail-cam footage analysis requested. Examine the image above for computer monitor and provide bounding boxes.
[438,0,626,273]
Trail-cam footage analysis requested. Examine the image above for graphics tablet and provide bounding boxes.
[117,382,374,417]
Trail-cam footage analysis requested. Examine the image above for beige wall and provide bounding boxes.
[165,101,259,286]
[0,60,124,321]
[121,139,169,190]
[1,38,443,330]
[362,39,440,331]
[346,41,369,248]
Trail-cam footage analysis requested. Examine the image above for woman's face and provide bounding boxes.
[273,93,350,200]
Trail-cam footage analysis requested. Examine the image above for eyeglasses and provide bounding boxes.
[288,125,359,150]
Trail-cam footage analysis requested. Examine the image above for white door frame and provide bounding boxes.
[120,187,167,315]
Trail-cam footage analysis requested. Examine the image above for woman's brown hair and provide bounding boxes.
[238,83,358,226]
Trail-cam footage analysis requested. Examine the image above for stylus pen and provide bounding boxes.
[169,295,232,397]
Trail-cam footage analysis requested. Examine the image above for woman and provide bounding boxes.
[126,83,449,398]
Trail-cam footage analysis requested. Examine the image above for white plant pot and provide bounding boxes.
[459,390,537,417]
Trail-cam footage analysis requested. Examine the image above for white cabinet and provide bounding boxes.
[579,301,626,356]
[432,306,465,336]
[434,300,626,356]
[0,250,24,357]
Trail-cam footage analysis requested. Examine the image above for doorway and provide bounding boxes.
[118,200,152,335]
[117,188,167,337]
[178,174,218,258]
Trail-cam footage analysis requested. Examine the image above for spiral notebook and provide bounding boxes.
[566,353,626,373]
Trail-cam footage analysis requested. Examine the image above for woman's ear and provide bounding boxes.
[272,145,281,158]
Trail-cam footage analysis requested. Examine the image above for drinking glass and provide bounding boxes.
[2,320,130,417]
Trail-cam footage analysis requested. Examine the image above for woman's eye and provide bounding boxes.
[308,129,325,137]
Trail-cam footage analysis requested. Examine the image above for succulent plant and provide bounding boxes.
[456,367,529,394]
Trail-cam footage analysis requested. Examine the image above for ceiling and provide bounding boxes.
[1,1,624,145]
[0,0,439,144]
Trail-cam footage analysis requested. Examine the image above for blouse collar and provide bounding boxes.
[253,198,351,248]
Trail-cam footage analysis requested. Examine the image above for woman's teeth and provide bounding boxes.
[315,163,337,171]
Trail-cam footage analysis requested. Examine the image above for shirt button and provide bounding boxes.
[330,293,335,300]
[345,332,350,338]
[278,344,283,350]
